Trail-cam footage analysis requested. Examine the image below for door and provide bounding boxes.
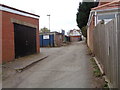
[14,23,36,58]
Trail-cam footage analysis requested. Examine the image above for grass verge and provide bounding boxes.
[90,58,102,77]
[90,58,109,88]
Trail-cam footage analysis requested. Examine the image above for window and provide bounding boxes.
[98,14,115,20]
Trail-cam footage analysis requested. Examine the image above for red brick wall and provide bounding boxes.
[87,16,95,52]
[2,11,40,63]
[70,36,81,42]
[55,34,63,47]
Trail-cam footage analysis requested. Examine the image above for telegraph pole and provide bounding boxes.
[47,14,50,31]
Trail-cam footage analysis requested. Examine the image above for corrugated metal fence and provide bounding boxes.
[93,15,120,88]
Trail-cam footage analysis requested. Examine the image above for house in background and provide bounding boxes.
[87,0,120,52]
[1,4,40,63]
[68,29,82,42]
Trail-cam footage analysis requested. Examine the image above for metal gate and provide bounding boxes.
[14,23,36,58]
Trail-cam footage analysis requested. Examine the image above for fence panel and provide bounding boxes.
[117,14,120,88]
[93,16,119,88]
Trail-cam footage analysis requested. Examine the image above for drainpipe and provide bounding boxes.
[95,11,97,26]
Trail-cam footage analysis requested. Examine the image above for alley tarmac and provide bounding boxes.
[3,41,103,88]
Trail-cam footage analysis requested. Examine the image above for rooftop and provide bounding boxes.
[0,4,40,18]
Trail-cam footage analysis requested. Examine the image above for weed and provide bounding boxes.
[104,81,109,88]
[93,68,102,77]
[90,58,102,77]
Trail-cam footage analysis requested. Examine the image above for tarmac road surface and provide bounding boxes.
[3,41,103,88]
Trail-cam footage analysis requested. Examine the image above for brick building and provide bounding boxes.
[0,4,40,63]
[40,31,63,47]
[87,0,120,52]
[68,29,82,42]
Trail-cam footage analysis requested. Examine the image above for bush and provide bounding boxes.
[81,26,87,38]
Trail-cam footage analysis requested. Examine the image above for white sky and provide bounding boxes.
[0,0,82,33]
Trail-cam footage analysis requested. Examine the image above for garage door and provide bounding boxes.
[14,23,36,58]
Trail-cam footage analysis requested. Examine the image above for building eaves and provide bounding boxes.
[0,4,40,19]
[92,0,120,10]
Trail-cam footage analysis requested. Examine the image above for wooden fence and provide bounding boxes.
[93,15,120,88]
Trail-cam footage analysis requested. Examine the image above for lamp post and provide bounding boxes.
[47,14,50,31]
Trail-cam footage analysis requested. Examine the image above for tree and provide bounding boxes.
[40,27,50,33]
[76,0,99,37]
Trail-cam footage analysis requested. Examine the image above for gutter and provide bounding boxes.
[92,8,120,12]
[87,8,120,27]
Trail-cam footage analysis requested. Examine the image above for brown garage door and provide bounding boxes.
[14,23,36,58]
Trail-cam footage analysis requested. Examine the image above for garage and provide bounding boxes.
[14,23,37,58]
[1,4,40,63]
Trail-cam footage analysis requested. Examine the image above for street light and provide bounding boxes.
[47,14,50,31]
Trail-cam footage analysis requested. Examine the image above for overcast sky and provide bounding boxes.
[1,0,83,33]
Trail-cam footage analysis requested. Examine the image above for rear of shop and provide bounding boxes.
[40,32,63,47]
[40,34,54,47]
